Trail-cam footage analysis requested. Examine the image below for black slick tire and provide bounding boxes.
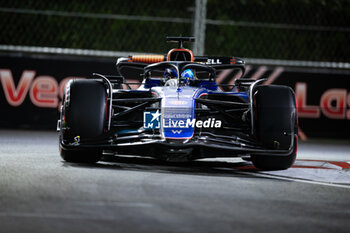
[59,79,107,163]
[251,85,298,170]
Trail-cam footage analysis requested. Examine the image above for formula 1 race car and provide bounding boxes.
[58,36,298,170]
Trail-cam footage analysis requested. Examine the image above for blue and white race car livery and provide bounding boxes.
[58,36,298,170]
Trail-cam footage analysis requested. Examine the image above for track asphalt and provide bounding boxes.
[0,130,349,233]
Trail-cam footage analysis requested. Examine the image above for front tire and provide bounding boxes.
[59,79,107,163]
[251,85,298,170]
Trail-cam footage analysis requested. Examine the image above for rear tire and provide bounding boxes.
[59,79,106,163]
[251,85,298,170]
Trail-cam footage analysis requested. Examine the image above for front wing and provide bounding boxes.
[60,131,296,160]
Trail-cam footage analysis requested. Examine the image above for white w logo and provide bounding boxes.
[171,130,182,134]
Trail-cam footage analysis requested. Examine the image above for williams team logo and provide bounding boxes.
[143,110,161,129]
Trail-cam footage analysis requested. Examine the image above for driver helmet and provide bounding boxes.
[181,69,196,80]
[164,68,177,79]
[180,69,196,85]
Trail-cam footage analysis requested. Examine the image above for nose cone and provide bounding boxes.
[161,87,197,139]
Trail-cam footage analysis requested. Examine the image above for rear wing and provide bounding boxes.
[115,36,245,76]
[118,54,244,65]
[116,55,245,76]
